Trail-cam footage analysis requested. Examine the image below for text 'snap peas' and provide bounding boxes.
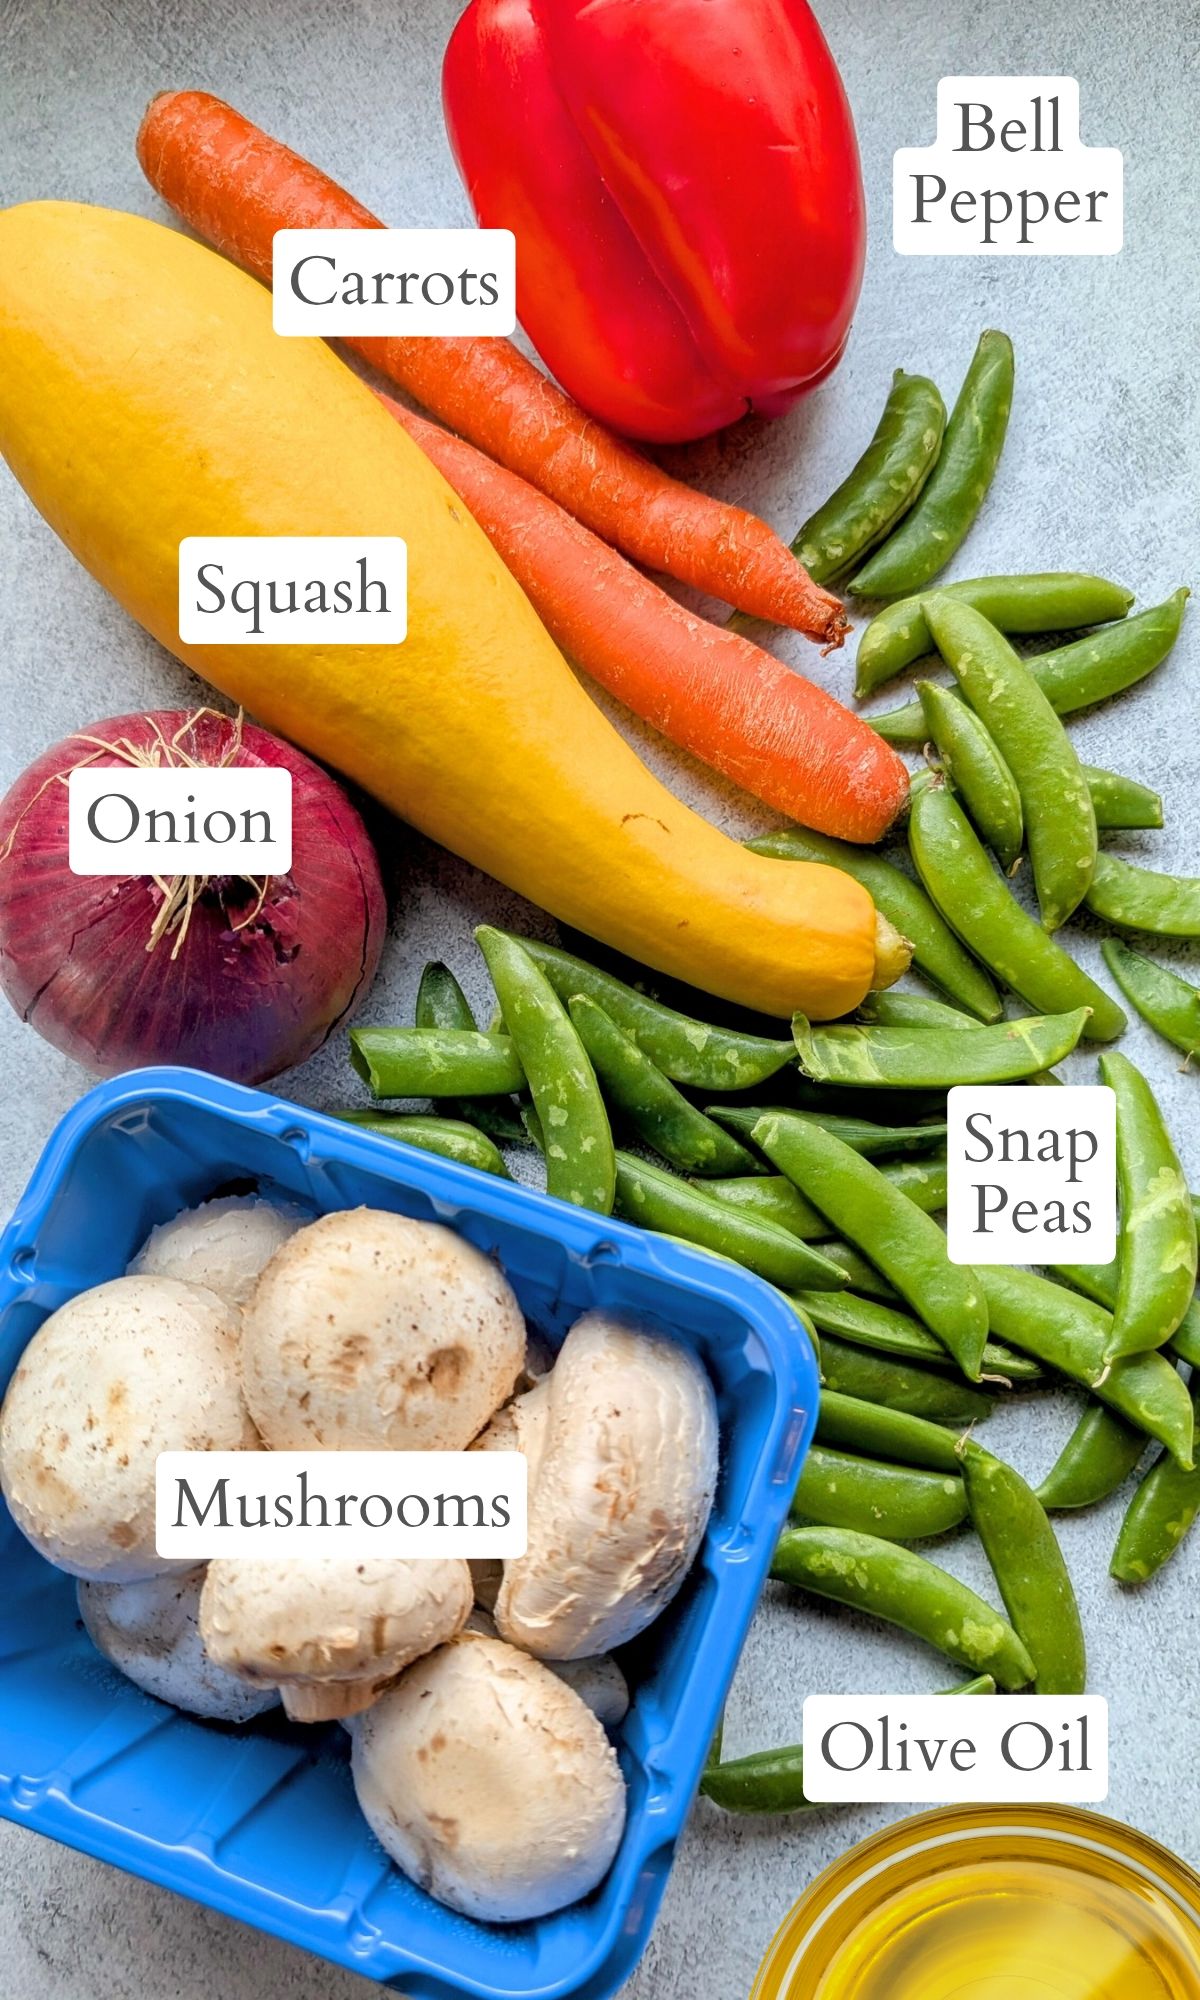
[0,1067,818,2000]
[752,1804,1200,2000]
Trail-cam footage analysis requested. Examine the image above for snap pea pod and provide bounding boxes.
[977,1266,1195,1467]
[1036,1402,1147,1512]
[1111,1377,1200,1584]
[711,1104,948,1157]
[866,587,1189,744]
[567,995,759,1177]
[817,1244,899,1303]
[700,1678,995,1816]
[771,1524,1035,1688]
[612,1152,849,1290]
[747,827,1001,1022]
[334,1111,510,1178]
[1086,769,1163,831]
[1102,939,1200,1056]
[792,1443,967,1541]
[819,1335,992,1424]
[959,1441,1086,1694]
[1099,1050,1197,1362]
[857,991,980,1031]
[1049,1261,1200,1372]
[925,594,1096,930]
[849,332,1015,599]
[476,928,615,1213]
[1086,854,1200,937]
[756,1111,988,1379]
[792,1288,1042,1383]
[854,573,1136,697]
[499,935,793,1088]
[701,1153,948,1240]
[349,1026,526,1098]
[815,1390,969,1470]
[908,784,1126,1041]
[917,681,1024,869]
[414,960,524,1137]
[794,370,947,585]
[792,1007,1091,1088]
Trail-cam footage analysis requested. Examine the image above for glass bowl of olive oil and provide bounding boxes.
[751,1805,1200,2000]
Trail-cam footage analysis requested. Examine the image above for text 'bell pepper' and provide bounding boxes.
[443,0,866,443]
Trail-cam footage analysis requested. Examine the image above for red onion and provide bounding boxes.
[0,709,386,1084]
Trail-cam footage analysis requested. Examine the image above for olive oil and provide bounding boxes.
[753,1807,1200,2000]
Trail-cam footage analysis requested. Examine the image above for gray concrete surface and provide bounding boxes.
[1,0,1198,1993]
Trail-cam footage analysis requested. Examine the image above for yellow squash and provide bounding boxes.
[0,202,902,1018]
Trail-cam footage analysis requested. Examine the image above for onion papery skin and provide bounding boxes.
[0,710,386,1084]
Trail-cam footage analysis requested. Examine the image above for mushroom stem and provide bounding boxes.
[280,1676,390,1724]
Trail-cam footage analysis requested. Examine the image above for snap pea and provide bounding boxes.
[1049,1260,1200,1372]
[816,1244,899,1302]
[908,784,1126,1041]
[794,370,947,586]
[567,994,759,1177]
[1102,939,1200,1057]
[476,928,615,1213]
[1036,1402,1147,1512]
[959,1441,1086,1693]
[977,1266,1195,1467]
[925,594,1096,930]
[867,587,1189,744]
[700,1678,995,1816]
[1086,853,1200,937]
[819,1335,992,1423]
[349,1026,526,1098]
[755,1111,989,1379]
[917,681,1023,869]
[854,573,1136,698]
[414,960,525,1136]
[711,1104,948,1158]
[499,936,793,1088]
[701,1154,948,1240]
[792,1443,967,1541]
[792,1289,1042,1384]
[1110,1378,1200,1584]
[1099,1050,1197,1362]
[849,332,1013,598]
[792,1006,1091,1088]
[815,1390,969,1470]
[334,1111,510,1178]
[747,827,1001,1022]
[1086,768,1163,831]
[771,1524,1035,1688]
[857,991,980,1031]
[612,1152,849,1290]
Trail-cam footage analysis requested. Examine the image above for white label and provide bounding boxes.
[155,1451,527,1561]
[946,1084,1116,1265]
[894,78,1123,254]
[178,537,407,645]
[69,767,292,875]
[802,1695,1108,1803]
[272,228,516,335]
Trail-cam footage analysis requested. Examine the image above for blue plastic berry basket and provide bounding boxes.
[0,1067,818,2000]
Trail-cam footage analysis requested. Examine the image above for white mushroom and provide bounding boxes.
[130,1194,308,1307]
[493,1311,719,1660]
[466,1608,629,1729]
[351,1633,626,1921]
[467,1377,550,1612]
[78,1567,280,1723]
[241,1208,526,1451]
[199,1556,473,1722]
[0,1275,256,1582]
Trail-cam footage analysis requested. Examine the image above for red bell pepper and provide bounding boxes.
[443,0,866,443]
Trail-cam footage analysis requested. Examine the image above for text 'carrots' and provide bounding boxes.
[136,89,845,642]
[383,397,907,844]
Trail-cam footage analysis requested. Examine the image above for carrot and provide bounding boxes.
[136,90,846,643]
[379,396,907,843]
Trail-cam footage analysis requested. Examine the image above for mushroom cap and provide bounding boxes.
[466,1608,630,1730]
[240,1208,526,1451]
[494,1311,719,1660]
[130,1195,308,1307]
[78,1567,280,1723]
[351,1633,626,1922]
[199,1556,473,1698]
[0,1275,256,1582]
[468,1380,550,1612]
